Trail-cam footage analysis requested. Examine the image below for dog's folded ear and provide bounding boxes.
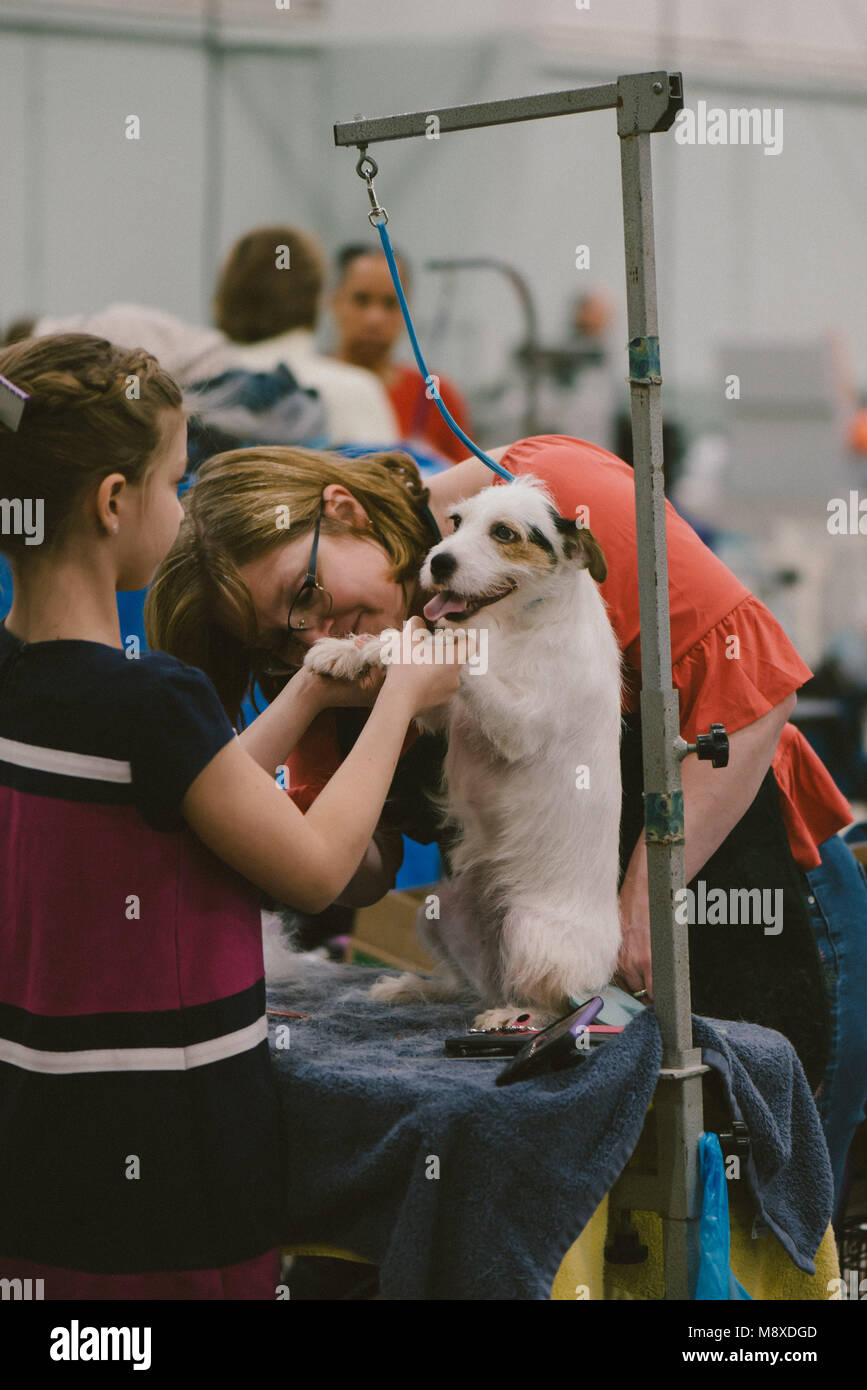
[551,512,608,583]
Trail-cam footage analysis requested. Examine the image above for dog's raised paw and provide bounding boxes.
[303,636,370,681]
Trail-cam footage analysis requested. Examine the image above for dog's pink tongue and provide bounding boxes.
[423,591,468,620]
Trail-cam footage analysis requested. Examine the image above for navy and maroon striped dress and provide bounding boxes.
[0,622,284,1298]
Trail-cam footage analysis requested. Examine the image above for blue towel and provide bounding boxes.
[691,1016,833,1277]
[269,958,660,1300]
[267,958,832,1298]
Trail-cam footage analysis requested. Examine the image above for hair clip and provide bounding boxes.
[0,373,30,432]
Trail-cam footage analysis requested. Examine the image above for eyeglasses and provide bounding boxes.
[287,499,334,633]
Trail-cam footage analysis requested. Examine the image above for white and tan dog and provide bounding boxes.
[304,475,623,1029]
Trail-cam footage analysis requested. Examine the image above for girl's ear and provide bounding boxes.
[551,511,608,583]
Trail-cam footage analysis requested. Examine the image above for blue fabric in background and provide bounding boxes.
[0,554,12,622]
[334,439,450,480]
[395,838,440,889]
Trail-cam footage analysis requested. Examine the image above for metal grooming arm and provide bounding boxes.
[335,72,719,1301]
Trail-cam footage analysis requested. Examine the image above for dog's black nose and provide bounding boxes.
[430,551,457,582]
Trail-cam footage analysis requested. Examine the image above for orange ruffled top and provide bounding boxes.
[287,435,852,873]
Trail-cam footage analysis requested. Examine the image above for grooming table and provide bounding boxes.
[268,957,838,1301]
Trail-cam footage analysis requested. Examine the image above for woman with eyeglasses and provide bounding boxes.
[145,434,867,1224]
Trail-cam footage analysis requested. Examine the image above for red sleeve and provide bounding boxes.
[670,594,813,744]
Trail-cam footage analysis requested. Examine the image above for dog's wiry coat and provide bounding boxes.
[304,475,623,1027]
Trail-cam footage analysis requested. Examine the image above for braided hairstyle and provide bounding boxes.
[0,332,183,558]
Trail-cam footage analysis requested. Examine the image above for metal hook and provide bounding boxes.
[355,147,378,181]
[355,145,388,226]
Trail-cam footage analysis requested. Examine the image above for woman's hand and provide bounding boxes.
[613,911,654,999]
[382,616,465,716]
[614,852,654,999]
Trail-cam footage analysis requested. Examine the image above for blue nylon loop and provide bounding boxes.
[374,219,514,482]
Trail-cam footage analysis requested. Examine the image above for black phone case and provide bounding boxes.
[443,1034,530,1057]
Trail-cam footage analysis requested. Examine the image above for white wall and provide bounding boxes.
[1,1,866,400]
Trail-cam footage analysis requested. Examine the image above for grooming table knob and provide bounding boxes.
[718,1120,751,1170]
[674,723,729,768]
[694,723,730,768]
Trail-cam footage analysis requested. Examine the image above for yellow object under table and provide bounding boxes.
[284,1188,838,1300]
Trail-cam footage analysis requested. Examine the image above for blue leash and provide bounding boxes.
[356,151,514,484]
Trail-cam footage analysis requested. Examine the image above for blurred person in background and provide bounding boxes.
[213,226,398,446]
[332,244,472,465]
[9,225,399,449]
[513,288,623,452]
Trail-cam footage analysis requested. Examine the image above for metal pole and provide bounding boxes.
[617,73,704,1299]
[201,0,225,316]
[335,72,706,1301]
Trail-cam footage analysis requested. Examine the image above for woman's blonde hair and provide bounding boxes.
[144,446,435,726]
[0,333,182,557]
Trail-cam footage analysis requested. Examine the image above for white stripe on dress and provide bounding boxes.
[0,734,131,783]
[0,1016,268,1074]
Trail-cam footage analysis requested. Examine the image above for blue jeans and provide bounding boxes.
[804,833,867,1215]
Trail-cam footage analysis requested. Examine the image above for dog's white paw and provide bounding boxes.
[472,1005,558,1031]
[303,635,380,682]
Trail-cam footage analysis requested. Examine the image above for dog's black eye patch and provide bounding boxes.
[527,524,556,557]
[549,508,575,535]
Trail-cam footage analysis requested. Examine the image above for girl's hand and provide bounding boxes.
[382,616,466,716]
[304,635,386,709]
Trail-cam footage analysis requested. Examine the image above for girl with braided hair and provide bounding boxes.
[0,333,462,1298]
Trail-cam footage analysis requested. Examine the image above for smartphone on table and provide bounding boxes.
[443,996,616,1083]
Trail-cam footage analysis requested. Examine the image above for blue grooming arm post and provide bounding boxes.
[335,72,707,1300]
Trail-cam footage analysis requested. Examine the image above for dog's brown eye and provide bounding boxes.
[449,514,461,531]
[491,524,518,542]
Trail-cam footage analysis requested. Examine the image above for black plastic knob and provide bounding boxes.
[719,1120,751,1171]
[695,723,729,768]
